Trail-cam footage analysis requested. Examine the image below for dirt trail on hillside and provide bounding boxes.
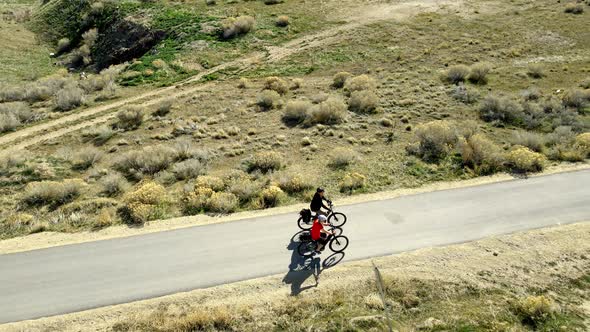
[0,0,467,155]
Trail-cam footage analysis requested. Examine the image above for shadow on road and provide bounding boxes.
[282,231,346,296]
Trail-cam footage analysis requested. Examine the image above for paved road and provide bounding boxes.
[1,170,589,324]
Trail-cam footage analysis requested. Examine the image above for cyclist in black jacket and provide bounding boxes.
[310,187,331,217]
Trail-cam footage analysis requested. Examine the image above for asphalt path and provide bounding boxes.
[0,170,589,324]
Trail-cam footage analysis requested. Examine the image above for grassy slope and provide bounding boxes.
[2,223,589,332]
[0,0,588,239]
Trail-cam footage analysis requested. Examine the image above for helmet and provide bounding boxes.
[316,187,325,193]
[318,215,327,222]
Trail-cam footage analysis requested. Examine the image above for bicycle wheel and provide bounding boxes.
[329,235,349,253]
[331,227,343,237]
[328,212,347,227]
[297,216,313,230]
[298,241,317,256]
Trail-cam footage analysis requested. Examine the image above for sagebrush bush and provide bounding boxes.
[511,131,546,153]
[343,75,377,96]
[264,77,289,95]
[513,295,555,327]
[307,97,347,125]
[221,16,255,39]
[153,98,173,116]
[206,0,216,5]
[332,72,352,89]
[172,139,210,162]
[0,113,20,133]
[339,172,366,193]
[22,179,83,207]
[328,148,359,169]
[521,87,542,101]
[237,77,249,89]
[450,84,479,104]
[172,158,206,180]
[458,134,505,175]
[244,151,283,173]
[115,106,144,130]
[56,37,71,53]
[580,77,590,89]
[410,120,458,162]
[259,186,285,208]
[0,102,33,131]
[282,100,311,125]
[562,89,589,111]
[228,177,263,203]
[468,63,491,85]
[276,15,290,27]
[207,192,239,213]
[99,173,129,197]
[195,175,225,191]
[574,132,590,158]
[114,145,176,179]
[348,90,379,113]
[527,64,545,79]
[55,83,84,111]
[256,90,281,110]
[71,147,103,170]
[506,146,546,172]
[276,173,313,194]
[184,187,238,214]
[445,65,470,84]
[81,125,116,146]
[479,95,524,125]
[122,181,168,224]
[564,3,584,14]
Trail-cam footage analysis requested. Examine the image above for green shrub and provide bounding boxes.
[282,100,311,125]
[307,97,347,125]
[348,90,379,113]
[55,83,85,111]
[115,106,144,130]
[479,95,524,125]
[506,146,546,172]
[264,76,289,95]
[22,179,83,207]
[256,90,281,110]
[562,89,589,111]
[114,145,176,179]
[445,65,470,84]
[221,16,255,39]
[467,63,491,85]
[332,72,352,88]
[100,173,129,197]
[56,37,70,53]
[244,151,283,173]
[458,134,505,175]
[343,75,377,96]
[511,131,546,153]
[409,120,458,162]
[339,172,366,193]
[328,148,359,169]
[172,158,206,180]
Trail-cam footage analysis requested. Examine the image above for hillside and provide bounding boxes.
[0,0,589,239]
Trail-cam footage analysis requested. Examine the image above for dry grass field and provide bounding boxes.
[0,0,588,240]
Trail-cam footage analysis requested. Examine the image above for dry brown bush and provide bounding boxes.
[264,77,289,95]
[153,98,174,117]
[307,97,347,125]
[259,185,285,208]
[445,65,470,84]
[282,100,312,125]
[221,16,255,39]
[115,106,144,130]
[562,89,590,111]
[244,151,283,173]
[564,3,584,14]
[348,90,379,113]
[328,148,359,169]
[71,147,103,170]
[81,125,116,146]
[275,172,313,194]
[22,179,83,207]
[458,134,505,175]
[343,75,377,96]
[468,63,491,85]
[332,72,352,88]
[113,145,176,179]
[55,83,85,111]
[409,121,458,162]
[99,173,129,197]
[339,172,366,193]
[511,131,546,153]
[527,64,545,79]
[172,159,207,180]
[256,90,281,110]
[276,15,290,27]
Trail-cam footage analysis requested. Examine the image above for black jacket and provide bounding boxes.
[310,193,329,211]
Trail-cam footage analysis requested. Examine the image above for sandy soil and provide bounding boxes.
[1,221,588,332]
[0,162,586,255]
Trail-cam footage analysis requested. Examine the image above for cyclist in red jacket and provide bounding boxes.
[310,215,333,253]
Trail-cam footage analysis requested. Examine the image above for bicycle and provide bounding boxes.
[297,202,347,230]
[297,227,349,257]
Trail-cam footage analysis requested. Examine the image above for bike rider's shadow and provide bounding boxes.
[283,231,321,296]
